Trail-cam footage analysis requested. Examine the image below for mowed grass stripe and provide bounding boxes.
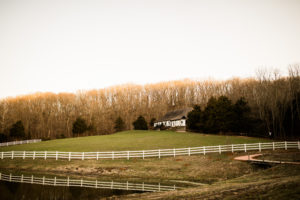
[0,130,271,152]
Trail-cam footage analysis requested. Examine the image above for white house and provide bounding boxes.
[154,108,192,131]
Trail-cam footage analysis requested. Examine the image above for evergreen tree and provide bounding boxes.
[203,97,219,133]
[186,105,203,132]
[188,96,252,134]
[9,120,25,138]
[133,116,148,130]
[282,92,300,138]
[114,116,125,132]
[0,133,8,142]
[72,117,88,136]
[233,97,251,133]
[214,96,235,133]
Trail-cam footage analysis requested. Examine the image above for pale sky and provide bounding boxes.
[0,0,300,98]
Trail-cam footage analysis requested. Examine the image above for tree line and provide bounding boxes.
[186,96,264,135]
[0,65,299,141]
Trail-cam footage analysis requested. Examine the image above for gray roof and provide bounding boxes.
[157,108,193,122]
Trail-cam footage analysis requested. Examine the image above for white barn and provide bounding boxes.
[154,108,192,131]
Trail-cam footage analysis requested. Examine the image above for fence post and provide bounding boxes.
[21,174,23,183]
[298,141,300,150]
[219,145,221,154]
[81,179,83,187]
[33,151,36,160]
[54,177,56,186]
[244,144,247,152]
[231,144,234,153]
[56,151,58,160]
[273,142,275,150]
[67,177,69,186]
[173,148,176,158]
[127,151,129,160]
[259,143,261,152]
[23,151,26,159]
[174,185,176,190]
[203,146,206,155]
[142,150,144,160]
[82,152,84,160]
[112,151,114,160]
[96,152,98,160]
[43,176,45,185]
[127,181,129,190]
[44,151,47,160]
[285,141,287,150]
[69,152,71,161]
[158,149,160,159]
[1,152,3,159]
[188,147,191,156]
[11,151,14,159]
[0,172,1,180]
[111,180,113,189]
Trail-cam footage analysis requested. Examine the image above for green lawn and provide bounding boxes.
[0,130,271,152]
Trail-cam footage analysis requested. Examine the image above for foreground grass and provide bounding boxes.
[117,164,300,200]
[0,130,271,152]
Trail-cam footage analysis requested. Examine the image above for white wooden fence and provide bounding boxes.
[0,141,299,161]
[0,139,41,147]
[0,172,177,192]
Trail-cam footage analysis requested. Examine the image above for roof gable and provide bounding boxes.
[158,108,193,122]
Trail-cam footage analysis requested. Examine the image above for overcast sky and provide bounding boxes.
[0,0,299,99]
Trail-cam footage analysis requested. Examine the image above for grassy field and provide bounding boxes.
[0,130,271,152]
[1,130,298,199]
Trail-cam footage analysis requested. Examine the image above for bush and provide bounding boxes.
[9,120,25,139]
[56,134,66,139]
[133,116,148,130]
[157,124,167,130]
[72,117,88,137]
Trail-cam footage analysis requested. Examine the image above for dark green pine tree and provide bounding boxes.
[214,96,235,133]
[186,105,204,132]
[10,120,25,138]
[233,97,251,133]
[72,117,88,137]
[133,116,148,130]
[203,97,218,133]
[114,116,125,132]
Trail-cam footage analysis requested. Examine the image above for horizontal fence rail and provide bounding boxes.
[0,172,177,192]
[0,141,299,161]
[0,139,41,147]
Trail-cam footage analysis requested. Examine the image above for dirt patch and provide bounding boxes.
[52,166,133,176]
